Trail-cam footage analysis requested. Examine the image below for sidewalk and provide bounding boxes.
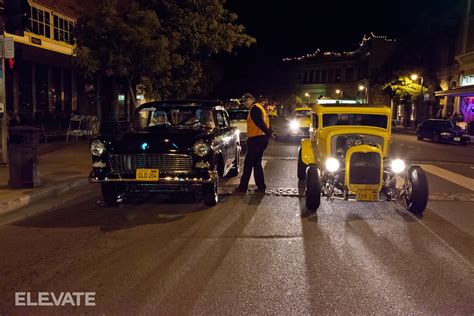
[0,141,91,216]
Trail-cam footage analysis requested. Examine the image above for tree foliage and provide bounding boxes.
[75,0,255,100]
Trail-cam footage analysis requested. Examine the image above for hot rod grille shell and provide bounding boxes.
[109,154,193,174]
[349,152,381,185]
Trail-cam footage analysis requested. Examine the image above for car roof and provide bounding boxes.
[227,108,249,112]
[137,100,219,111]
[313,104,391,115]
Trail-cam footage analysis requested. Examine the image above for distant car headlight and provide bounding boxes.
[90,140,106,156]
[440,132,451,137]
[194,140,210,157]
[391,159,405,174]
[289,120,299,131]
[325,158,340,172]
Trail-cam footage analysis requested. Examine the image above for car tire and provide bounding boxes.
[403,166,429,215]
[226,148,240,178]
[433,134,439,143]
[305,164,321,211]
[417,133,423,140]
[297,146,307,180]
[203,179,218,207]
[101,183,125,206]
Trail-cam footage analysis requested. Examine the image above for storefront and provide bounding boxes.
[435,84,474,130]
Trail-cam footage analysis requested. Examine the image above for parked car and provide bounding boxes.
[287,107,311,136]
[298,102,429,215]
[89,100,241,207]
[228,108,249,148]
[416,119,470,145]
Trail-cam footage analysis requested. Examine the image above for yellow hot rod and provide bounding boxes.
[298,102,429,214]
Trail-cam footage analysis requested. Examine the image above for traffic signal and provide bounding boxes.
[4,0,29,36]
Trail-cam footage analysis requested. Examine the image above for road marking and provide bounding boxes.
[225,160,268,186]
[420,164,474,192]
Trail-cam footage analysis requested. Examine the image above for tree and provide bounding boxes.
[75,0,255,107]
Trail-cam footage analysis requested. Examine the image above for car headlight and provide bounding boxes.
[440,132,451,137]
[90,140,106,156]
[325,158,340,172]
[194,140,210,157]
[289,120,299,131]
[391,159,405,174]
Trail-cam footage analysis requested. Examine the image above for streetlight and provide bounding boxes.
[411,73,424,126]
[304,92,310,103]
[358,85,368,103]
[335,89,343,99]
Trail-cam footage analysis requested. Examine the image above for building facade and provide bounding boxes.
[284,34,396,106]
[4,0,132,123]
[435,0,474,127]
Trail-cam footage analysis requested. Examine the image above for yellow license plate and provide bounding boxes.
[356,190,378,201]
[136,169,159,181]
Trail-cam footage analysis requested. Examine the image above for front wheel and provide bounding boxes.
[305,164,321,211]
[403,166,429,214]
[101,183,125,206]
[203,179,218,206]
[417,133,423,140]
[297,146,307,180]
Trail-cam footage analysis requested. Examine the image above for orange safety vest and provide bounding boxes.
[247,102,270,138]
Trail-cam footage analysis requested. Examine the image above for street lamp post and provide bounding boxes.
[411,74,424,126]
[358,85,368,103]
[304,92,310,103]
[336,89,343,100]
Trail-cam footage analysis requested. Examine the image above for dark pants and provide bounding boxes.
[238,136,269,191]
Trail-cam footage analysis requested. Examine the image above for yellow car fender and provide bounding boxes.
[300,138,316,165]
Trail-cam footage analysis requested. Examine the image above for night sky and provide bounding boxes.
[215,0,457,98]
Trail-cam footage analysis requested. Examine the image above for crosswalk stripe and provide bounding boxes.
[420,164,474,192]
[225,160,268,186]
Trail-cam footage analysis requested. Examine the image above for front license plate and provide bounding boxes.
[136,169,159,181]
[356,190,378,201]
[453,137,461,142]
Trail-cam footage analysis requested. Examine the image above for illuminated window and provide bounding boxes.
[29,6,51,38]
[53,14,74,44]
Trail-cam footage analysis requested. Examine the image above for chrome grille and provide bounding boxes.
[349,152,381,185]
[110,154,192,174]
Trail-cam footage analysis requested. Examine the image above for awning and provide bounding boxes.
[435,85,474,97]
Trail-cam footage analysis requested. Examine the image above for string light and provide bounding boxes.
[282,33,396,62]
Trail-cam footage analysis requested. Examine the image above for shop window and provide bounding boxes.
[321,70,327,83]
[53,14,74,44]
[335,69,341,83]
[346,68,354,82]
[29,6,51,38]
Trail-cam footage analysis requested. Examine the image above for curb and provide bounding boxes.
[0,177,89,216]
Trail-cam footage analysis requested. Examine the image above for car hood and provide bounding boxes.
[107,128,210,153]
[435,127,465,136]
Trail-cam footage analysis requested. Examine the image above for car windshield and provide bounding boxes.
[433,120,454,128]
[323,114,388,129]
[135,105,215,130]
[294,110,310,118]
[228,110,248,121]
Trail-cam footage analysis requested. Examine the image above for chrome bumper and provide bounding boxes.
[89,170,217,184]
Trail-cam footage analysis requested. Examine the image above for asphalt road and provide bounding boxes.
[0,121,473,314]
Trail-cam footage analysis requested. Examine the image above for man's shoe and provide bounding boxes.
[234,187,247,194]
[254,187,266,194]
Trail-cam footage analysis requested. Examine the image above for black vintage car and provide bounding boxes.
[416,119,470,145]
[89,100,241,206]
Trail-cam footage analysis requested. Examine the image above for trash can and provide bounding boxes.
[467,121,474,136]
[8,126,42,188]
